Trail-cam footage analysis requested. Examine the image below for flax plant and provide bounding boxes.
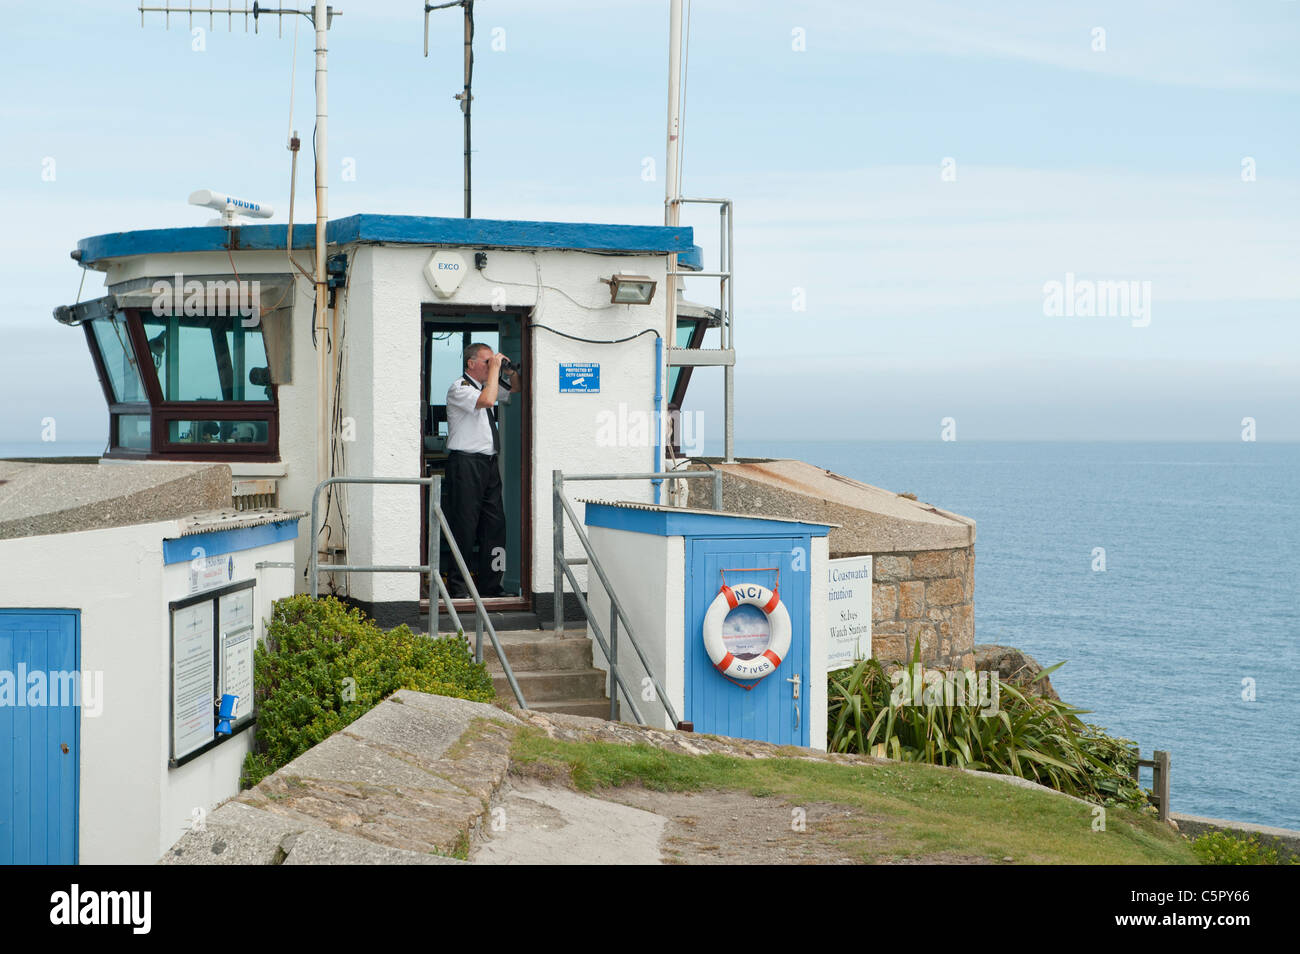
[827,640,1150,810]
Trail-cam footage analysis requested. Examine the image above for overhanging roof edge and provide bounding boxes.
[76,213,697,267]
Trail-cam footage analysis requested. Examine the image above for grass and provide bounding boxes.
[510,729,1198,864]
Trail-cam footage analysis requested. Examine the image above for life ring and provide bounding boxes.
[702,583,791,681]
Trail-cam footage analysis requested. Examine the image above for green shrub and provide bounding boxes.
[827,640,1150,811]
[1191,829,1296,865]
[241,594,494,788]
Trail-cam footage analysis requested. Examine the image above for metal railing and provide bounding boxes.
[667,196,734,461]
[308,474,526,708]
[552,468,722,726]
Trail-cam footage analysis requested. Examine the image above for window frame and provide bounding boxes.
[85,308,280,462]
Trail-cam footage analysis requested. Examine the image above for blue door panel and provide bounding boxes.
[684,537,810,746]
[0,611,79,865]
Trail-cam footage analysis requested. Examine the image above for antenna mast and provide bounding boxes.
[664,0,683,348]
[424,0,475,218]
[137,1,344,504]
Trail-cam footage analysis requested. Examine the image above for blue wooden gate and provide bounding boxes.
[0,610,80,865]
[684,537,810,746]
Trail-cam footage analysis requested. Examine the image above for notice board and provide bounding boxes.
[169,579,257,767]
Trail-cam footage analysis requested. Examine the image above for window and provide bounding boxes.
[91,314,147,402]
[167,419,270,445]
[114,414,151,451]
[141,315,273,402]
[85,307,278,461]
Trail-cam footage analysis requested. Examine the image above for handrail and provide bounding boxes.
[552,467,723,728]
[665,195,734,461]
[308,474,526,709]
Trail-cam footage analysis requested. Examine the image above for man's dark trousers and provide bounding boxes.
[445,450,506,595]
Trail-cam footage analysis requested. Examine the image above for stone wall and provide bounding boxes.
[684,459,977,670]
[867,546,974,670]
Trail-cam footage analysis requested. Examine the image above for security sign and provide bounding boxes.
[559,362,599,393]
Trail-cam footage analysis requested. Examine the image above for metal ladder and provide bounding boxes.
[667,197,734,461]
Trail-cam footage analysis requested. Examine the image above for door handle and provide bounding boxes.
[787,672,801,731]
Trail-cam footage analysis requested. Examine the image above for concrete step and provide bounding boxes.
[477,631,594,673]
[523,699,620,720]
[492,668,609,705]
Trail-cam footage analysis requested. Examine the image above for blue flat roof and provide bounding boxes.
[77,213,701,268]
[584,502,833,538]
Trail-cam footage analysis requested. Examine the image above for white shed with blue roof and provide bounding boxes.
[582,501,835,749]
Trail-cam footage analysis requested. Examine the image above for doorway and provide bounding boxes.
[420,307,530,612]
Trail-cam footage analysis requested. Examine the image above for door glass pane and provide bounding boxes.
[429,331,465,417]
[141,315,272,402]
[91,314,147,403]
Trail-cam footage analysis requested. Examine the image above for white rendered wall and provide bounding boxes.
[0,521,296,863]
[95,242,673,604]
[342,244,670,602]
[584,525,684,731]
[808,535,829,752]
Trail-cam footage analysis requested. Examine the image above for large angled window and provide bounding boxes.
[83,308,278,461]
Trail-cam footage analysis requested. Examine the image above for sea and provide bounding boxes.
[4,438,1297,830]
[732,439,1299,832]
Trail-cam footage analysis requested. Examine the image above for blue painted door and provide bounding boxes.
[0,610,79,864]
[685,537,810,746]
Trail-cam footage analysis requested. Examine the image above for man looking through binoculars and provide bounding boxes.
[443,343,520,599]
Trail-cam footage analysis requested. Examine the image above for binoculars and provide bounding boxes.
[499,355,522,389]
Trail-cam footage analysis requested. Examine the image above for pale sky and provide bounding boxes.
[2,0,1296,443]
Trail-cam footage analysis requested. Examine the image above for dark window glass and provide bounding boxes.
[167,419,270,445]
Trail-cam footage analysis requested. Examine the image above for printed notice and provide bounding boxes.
[220,628,255,726]
[190,553,234,594]
[219,587,253,633]
[827,556,872,671]
[172,601,215,759]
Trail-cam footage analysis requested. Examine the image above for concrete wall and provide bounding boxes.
[0,520,295,864]
[585,525,684,730]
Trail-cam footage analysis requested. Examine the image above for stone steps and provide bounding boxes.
[450,627,614,719]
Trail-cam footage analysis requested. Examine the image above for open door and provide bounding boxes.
[420,307,530,611]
